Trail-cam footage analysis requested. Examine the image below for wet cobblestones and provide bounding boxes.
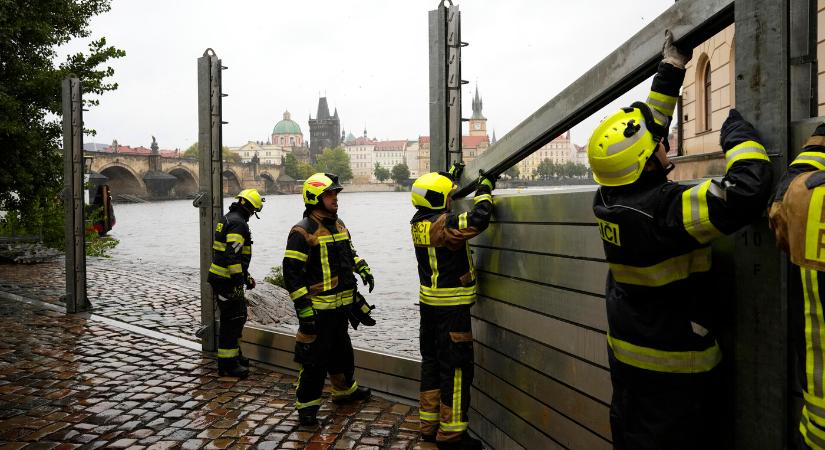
[0,258,419,358]
[0,296,434,449]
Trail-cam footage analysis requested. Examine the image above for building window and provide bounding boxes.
[290,137,295,145]
[696,55,712,132]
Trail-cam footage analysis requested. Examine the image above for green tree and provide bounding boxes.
[504,165,520,180]
[182,142,235,162]
[314,146,352,182]
[374,163,390,183]
[223,150,241,164]
[183,142,198,158]
[390,163,411,186]
[283,153,300,179]
[0,0,125,248]
[535,158,556,180]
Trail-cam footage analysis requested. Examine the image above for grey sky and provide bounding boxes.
[62,0,675,150]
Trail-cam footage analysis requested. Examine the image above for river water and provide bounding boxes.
[109,191,421,307]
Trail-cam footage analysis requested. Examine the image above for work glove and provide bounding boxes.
[448,161,465,181]
[355,260,375,293]
[477,173,498,191]
[662,30,691,69]
[719,109,761,151]
[348,292,376,330]
[245,275,256,290]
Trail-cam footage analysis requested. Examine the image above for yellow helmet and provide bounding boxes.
[236,188,263,212]
[587,103,663,187]
[411,172,454,209]
[303,173,343,205]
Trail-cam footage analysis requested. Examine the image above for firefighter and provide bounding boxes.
[411,166,494,450]
[768,125,825,450]
[283,172,374,427]
[207,188,264,379]
[587,31,773,449]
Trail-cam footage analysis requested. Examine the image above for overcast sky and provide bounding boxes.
[60,0,676,150]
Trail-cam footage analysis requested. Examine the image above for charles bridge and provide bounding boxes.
[86,150,284,200]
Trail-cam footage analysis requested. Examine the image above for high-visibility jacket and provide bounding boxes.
[411,185,493,306]
[207,206,252,291]
[283,209,363,318]
[769,139,825,450]
[594,62,774,375]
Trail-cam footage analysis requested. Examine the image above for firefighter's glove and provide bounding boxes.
[355,260,375,293]
[720,109,762,151]
[348,292,376,330]
[245,275,256,290]
[478,174,498,191]
[231,285,244,300]
[448,161,465,181]
[662,30,691,69]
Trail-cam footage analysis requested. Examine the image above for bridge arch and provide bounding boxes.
[98,163,145,198]
[260,172,276,194]
[168,166,198,198]
[222,169,242,196]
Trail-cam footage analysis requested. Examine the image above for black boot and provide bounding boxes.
[332,386,372,404]
[217,357,249,378]
[298,405,319,427]
[238,353,249,367]
[437,433,484,450]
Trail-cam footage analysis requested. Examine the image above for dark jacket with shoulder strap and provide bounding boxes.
[593,62,774,376]
[208,206,252,292]
[411,185,493,306]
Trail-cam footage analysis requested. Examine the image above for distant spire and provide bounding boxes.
[333,107,339,119]
[363,126,367,137]
[283,110,291,120]
[317,97,330,119]
[491,129,497,144]
[471,84,485,120]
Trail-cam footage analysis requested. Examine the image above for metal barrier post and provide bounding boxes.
[732,0,791,447]
[195,49,225,352]
[62,76,88,314]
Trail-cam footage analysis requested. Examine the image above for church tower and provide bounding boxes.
[469,85,487,137]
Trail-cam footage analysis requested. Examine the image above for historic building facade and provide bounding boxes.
[344,129,376,183]
[308,97,341,162]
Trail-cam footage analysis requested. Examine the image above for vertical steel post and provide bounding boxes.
[62,77,88,314]
[428,4,448,172]
[732,1,790,448]
[196,49,224,352]
[445,3,464,168]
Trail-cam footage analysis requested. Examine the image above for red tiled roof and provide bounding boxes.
[93,145,181,157]
[374,140,407,151]
[419,136,430,144]
[462,135,489,148]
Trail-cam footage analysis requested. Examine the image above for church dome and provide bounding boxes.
[272,111,302,135]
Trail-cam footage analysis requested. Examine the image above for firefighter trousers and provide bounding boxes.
[216,286,247,359]
[609,353,724,450]
[294,308,358,410]
[419,303,474,443]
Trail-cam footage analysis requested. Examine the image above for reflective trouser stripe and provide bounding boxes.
[209,263,230,278]
[609,247,711,287]
[804,269,825,399]
[331,380,358,397]
[724,140,769,171]
[295,398,321,409]
[217,348,239,358]
[439,367,468,433]
[607,334,722,373]
[419,411,439,422]
[682,179,723,244]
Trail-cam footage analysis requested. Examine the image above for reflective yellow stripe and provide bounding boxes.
[209,263,230,278]
[458,212,468,230]
[419,292,476,307]
[607,334,722,373]
[284,250,308,262]
[725,140,769,171]
[419,285,476,297]
[805,391,825,428]
[801,408,825,450]
[317,232,349,244]
[331,380,358,397]
[228,264,243,274]
[212,241,226,251]
[465,243,476,282]
[428,247,439,288]
[805,187,825,264]
[295,398,322,409]
[439,368,468,434]
[217,348,239,358]
[226,233,245,244]
[419,410,439,422]
[803,269,825,400]
[242,245,251,255]
[792,152,825,171]
[473,194,492,204]
[646,91,678,119]
[320,243,332,291]
[609,247,711,287]
[290,286,309,301]
[297,306,314,318]
[310,290,354,310]
[682,180,723,244]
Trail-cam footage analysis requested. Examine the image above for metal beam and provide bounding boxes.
[732,0,791,448]
[453,0,734,197]
[428,5,448,172]
[195,49,224,352]
[62,77,88,314]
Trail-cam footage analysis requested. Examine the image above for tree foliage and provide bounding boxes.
[374,163,390,183]
[0,0,125,247]
[182,142,237,162]
[504,165,520,179]
[533,159,589,180]
[390,163,410,186]
[315,146,352,182]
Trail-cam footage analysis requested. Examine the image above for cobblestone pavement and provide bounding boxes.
[0,296,434,449]
[0,258,419,358]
